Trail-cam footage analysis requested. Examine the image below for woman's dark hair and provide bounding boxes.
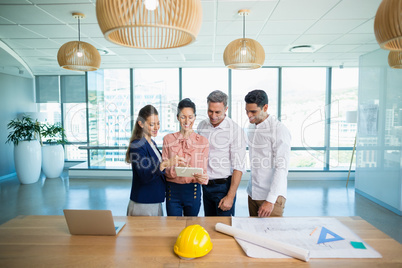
[244,89,269,108]
[125,105,158,163]
[177,98,196,117]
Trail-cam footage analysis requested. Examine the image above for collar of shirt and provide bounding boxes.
[206,115,229,129]
[255,114,272,130]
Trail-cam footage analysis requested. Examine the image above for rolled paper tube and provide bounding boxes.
[215,223,310,262]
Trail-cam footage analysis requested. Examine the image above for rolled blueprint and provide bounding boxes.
[215,223,310,262]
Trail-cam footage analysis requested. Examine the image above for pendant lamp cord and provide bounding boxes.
[76,15,81,54]
[242,14,245,39]
[78,16,81,42]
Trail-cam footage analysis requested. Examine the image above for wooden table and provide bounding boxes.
[0,216,401,267]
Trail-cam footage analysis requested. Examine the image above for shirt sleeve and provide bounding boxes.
[200,138,209,184]
[266,124,291,203]
[230,123,247,174]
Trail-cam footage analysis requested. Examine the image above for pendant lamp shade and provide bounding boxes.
[224,38,265,69]
[57,41,101,71]
[223,10,265,70]
[388,51,402,68]
[96,0,203,49]
[57,13,101,71]
[374,0,402,51]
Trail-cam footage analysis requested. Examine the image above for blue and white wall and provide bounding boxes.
[0,73,35,177]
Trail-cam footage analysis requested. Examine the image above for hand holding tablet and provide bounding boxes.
[175,167,203,177]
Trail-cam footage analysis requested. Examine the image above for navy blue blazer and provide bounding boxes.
[129,138,166,203]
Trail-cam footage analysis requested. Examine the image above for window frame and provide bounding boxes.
[36,66,358,171]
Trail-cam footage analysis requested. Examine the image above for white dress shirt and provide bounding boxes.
[149,139,162,162]
[246,115,291,203]
[197,116,246,179]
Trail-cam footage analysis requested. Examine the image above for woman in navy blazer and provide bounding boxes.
[125,105,186,216]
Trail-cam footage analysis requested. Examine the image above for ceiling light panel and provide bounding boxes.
[331,34,376,45]
[38,3,99,24]
[350,19,376,34]
[318,44,360,53]
[261,20,316,35]
[270,0,340,20]
[306,20,367,34]
[0,5,61,24]
[293,34,340,44]
[23,25,78,38]
[258,35,299,45]
[216,20,263,36]
[0,25,43,38]
[322,0,382,20]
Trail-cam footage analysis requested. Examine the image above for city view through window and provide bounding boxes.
[38,67,358,171]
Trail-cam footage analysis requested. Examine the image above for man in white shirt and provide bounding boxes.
[245,89,291,217]
[197,90,246,216]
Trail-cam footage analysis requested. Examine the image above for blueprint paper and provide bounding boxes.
[215,223,310,261]
[231,217,382,259]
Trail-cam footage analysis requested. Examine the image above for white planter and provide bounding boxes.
[14,140,42,184]
[42,144,65,179]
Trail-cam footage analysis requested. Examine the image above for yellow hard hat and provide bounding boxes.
[174,224,213,259]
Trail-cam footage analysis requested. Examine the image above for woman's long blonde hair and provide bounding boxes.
[125,105,158,163]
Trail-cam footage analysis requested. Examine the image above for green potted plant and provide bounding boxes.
[6,115,42,184]
[40,122,67,179]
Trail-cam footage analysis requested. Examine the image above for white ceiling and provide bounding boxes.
[0,0,383,77]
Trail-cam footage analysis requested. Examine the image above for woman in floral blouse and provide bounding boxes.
[162,98,209,216]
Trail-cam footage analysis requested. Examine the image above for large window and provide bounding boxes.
[39,103,61,125]
[63,103,87,161]
[37,66,358,171]
[36,75,61,125]
[37,75,87,161]
[61,75,87,161]
[182,68,228,129]
[282,68,327,170]
[87,69,131,166]
[330,68,358,170]
[133,69,179,146]
[231,68,278,128]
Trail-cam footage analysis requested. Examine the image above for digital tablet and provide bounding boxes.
[175,167,203,177]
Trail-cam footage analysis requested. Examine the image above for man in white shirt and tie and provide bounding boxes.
[198,90,246,216]
[245,89,291,217]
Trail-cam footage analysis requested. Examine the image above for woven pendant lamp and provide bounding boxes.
[223,10,265,70]
[57,13,101,71]
[374,0,402,51]
[388,51,402,68]
[96,0,203,49]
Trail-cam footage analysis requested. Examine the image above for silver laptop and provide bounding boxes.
[63,209,125,236]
